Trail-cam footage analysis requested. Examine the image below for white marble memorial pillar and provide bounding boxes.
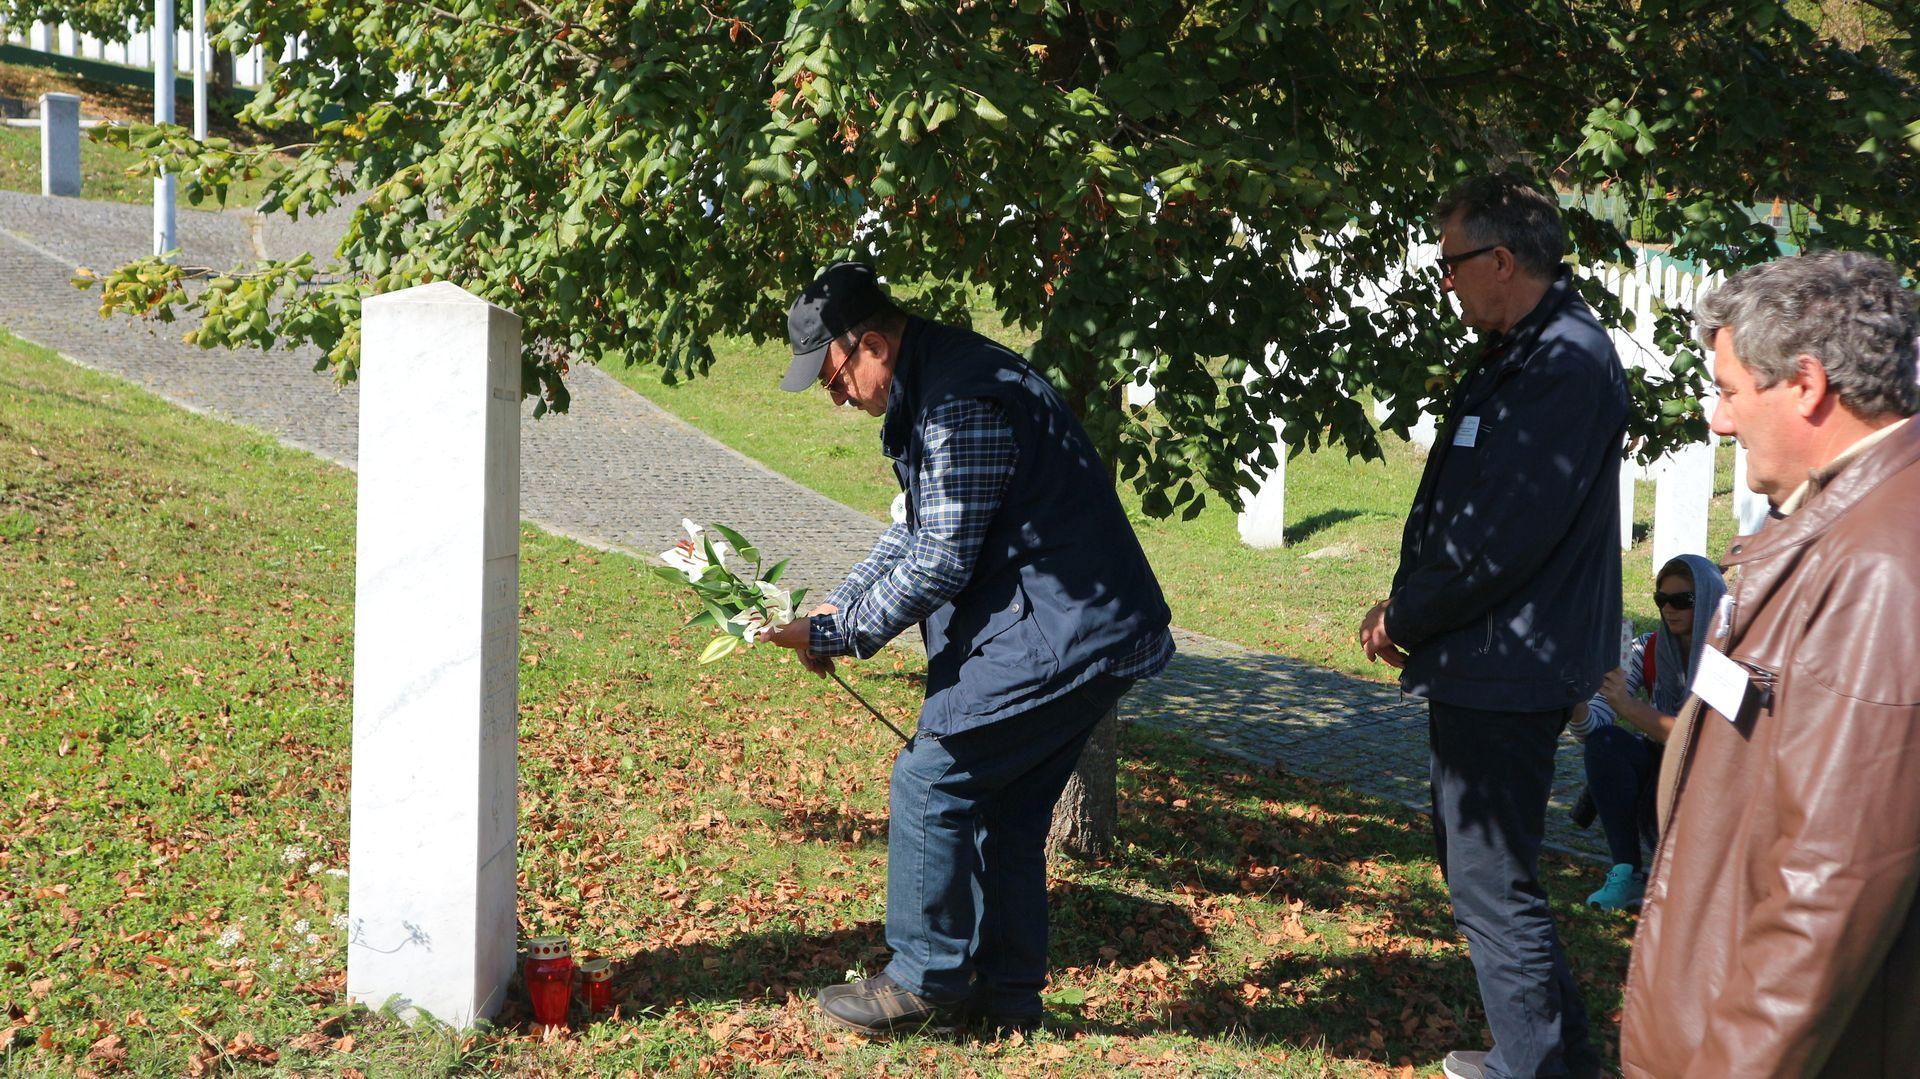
[1617,450,1636,551]
[38,93,80,198]
[1651,439,1715,572]
[348,283,522,1029]
[1237,419,1287,548]
[1731,442,1769,536]
[1371,397,1438,452]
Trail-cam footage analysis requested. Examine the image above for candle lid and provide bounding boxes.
[526,936,571,960]
[578,957,611,979]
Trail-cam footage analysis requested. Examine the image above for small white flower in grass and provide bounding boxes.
[307,862,324,876]
[305,932,321,946]
[280,844,308,865]
[217,926,243,950]
[268,957,285,973]
[330,913,348,932]
[292,919,310,935]
[325,868,348,878]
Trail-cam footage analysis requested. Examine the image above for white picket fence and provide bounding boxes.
[0,16,300,87]
[1126,244,1769,563]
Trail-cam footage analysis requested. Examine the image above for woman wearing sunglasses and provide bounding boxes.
[1569,553,1727,910]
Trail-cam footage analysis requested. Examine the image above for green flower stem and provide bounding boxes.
[829,669,912,746]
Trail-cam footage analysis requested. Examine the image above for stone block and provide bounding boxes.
[38,93,79,198]
[347,282,522,1029]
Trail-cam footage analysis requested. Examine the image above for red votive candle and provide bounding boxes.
[524,936,574,1028]
[578,956,613,1016]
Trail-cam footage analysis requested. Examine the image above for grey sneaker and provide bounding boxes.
[1442,1050,1489,1079]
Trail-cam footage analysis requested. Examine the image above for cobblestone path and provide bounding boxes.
[0,190,1605,861]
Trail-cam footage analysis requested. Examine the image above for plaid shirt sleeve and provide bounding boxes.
[823,523,910,612]
[809,399,1017,659]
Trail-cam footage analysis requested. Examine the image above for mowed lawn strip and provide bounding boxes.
[1,332,1633,1075]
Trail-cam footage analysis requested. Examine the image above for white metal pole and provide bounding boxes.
[153,0,177,259]
[191,0,208,141]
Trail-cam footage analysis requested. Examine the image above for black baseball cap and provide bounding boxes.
[782,261,890,392]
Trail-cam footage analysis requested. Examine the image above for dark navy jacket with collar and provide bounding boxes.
[882,318,1173,735]
[1384,269,1628,712]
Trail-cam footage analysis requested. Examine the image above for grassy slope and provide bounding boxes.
[0,333,1636,1075]
[0,61,285,208]
[605,317,1740,675]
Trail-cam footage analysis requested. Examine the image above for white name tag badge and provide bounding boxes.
[1691,644,1751,723]
[1452,416,1481,447]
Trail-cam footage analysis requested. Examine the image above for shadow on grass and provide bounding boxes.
[765,800,891,846]
[1285,507,1377,545]
[591,884,1209,1019]
[542,692,1630,1066]
[1086,721,1632,1064]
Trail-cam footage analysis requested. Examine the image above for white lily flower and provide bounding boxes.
[728,581,794,644]
[729,608,771,643]
[754,580,794,624]
[659,519,732,581]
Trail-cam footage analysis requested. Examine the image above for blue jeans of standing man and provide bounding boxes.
[883,674,1132,1018]
[1430,701,1598,1079]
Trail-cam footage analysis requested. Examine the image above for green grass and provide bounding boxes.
[0,124,287,208]
[0,60,288,209]
[0,331,1637,1074]
[605,314,1739,676]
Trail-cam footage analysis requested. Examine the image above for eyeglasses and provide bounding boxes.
[1436,244,1501,278]
[818,338,855,393]
[1653,590,1695,611]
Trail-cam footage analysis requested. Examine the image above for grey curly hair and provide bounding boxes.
[1697,251,1920,419]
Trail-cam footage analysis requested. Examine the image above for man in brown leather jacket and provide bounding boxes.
[1621,250,1920,1077]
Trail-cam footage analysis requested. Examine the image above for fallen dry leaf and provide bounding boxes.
[86,1032,128,1071]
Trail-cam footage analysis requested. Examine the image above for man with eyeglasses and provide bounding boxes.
[1621,252,1920,1078]
[1357,172,1627,1079]
[759,261,1175,1037]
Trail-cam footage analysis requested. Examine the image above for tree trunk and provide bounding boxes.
[1044,372,1128,862]
[1046,697,1120,861]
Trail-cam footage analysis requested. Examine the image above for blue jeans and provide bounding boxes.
[883,674,1131,1016]
[1582,724,1659,869]
[1430,701,1597,1079]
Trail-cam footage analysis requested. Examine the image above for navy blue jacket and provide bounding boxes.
[882,318,1173,735]
[1385,270,1628,711]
